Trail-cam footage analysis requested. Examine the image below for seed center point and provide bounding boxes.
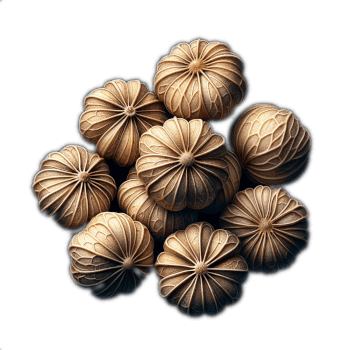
[77,172,90,183]
[179,152,195,167]
[188,59,205,74]
[260,220,273,233]
[123,257,134,269]
[195,262,208,275]
[125,106,136,117]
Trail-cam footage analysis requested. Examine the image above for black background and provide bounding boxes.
[0,1,318,348]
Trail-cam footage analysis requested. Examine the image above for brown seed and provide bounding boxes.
[154,39,246,120]
[79,79,169,167]
[136,117,229,211]
[118,167,198,241]
[231,104,310,185]
[33,145,117,229]
[69,212,154,297]
[155,222,248,315]
[220,186,308,271]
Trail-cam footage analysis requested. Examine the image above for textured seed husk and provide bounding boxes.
[118,167,198,241]
[154,39,246,120]
[155,222,248,315]
[137,117,229,211]
[69,212,154,297]
[220,185,308,271]
[33,145,117,229]
[79,79,169,167]
[231,104,310,185]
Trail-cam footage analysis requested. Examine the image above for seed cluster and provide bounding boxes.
[33,39,310,316]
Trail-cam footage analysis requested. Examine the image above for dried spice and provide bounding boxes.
[79,79,169,167]
[154,39,246,120]
[220,186,308,270]
[31,38,312,315]
[33,145,116,228]
[231,104,310,185]
[155,222,248,315]
[69,212,154,297]
[137,117,228,211]
[118,167,198,241]
[200,150,241,214]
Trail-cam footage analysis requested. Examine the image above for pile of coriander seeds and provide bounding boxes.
[33,39,310,316]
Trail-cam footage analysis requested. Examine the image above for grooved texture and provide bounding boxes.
[137,117,228,211]
[33,145,116,228]
[127,166,139,180]
[220,186,308,270]
[69,212,154,297]
[79,80,169,167]
[154,39,246,120]
[155,222,248,315]
[200,150,241,214]
[231,104,310,185]
[118,167,198,241]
